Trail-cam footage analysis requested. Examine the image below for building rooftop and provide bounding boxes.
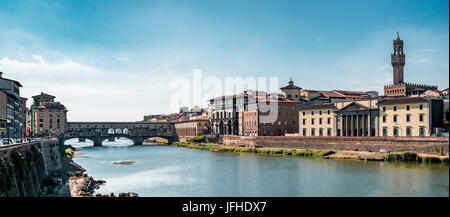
[377,96,429,105]
[280,78,301,90]
[300,103,335,110]
[32,92,56,99]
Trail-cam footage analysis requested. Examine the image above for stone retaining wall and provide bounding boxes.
[0,140,67,197]
[223,135,449,156]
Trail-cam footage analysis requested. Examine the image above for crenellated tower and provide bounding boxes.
[384,32,437,98]
[391,32,405,84]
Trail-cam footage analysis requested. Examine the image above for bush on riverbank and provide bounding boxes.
[388,152,418,162]
[59,144,75,159]
[172,142,334,158]
[388,152,448,164]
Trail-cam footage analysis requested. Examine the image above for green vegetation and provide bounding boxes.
[388,152,448,164]
[144,138,157,143]
[0,158,14,195]
[172,142,335,159]
[187,136,206,143]
[144,138,168,144]
[59,144,75,158]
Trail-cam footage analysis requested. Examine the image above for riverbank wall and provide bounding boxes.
[0,141,77,197]
[222,135,449,156]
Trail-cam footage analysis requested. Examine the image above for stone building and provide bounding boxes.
[280,78,303,101]
[299,99,379,137]
[30,92,68,136]
[299,97,444,137]
[384,33,438,98]
[378,97,443,137]
[242,97,300,136]
[299,103,336,137]
[0,72,24,139]
[174,118,210,139]
[209,90,266,136]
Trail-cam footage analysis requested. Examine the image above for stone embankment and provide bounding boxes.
[222,135,449,156]
[1,140,138,197]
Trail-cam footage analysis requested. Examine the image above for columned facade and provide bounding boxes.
[338,112,378,137]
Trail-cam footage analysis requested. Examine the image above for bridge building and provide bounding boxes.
[63,121,178,146]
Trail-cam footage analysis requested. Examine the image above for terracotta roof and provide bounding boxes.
[377,97,429,105]
[334,90,367,95]
[300,103,335,110]
[318,91,345,98]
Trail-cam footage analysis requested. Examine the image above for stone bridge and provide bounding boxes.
[60,122,179,146]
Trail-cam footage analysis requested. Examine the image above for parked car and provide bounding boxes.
[1,138,13,145]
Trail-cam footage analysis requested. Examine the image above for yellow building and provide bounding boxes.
[299,103,336,136]
[299,97,444,137]
[378,97,443,137]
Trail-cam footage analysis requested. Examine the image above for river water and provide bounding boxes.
[67,138,449,197]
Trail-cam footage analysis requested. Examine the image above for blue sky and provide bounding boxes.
[0,0,448,121]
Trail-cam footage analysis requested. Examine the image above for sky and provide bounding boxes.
[0,0,448,121]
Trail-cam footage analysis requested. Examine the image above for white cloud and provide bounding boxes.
[0,55,178,121]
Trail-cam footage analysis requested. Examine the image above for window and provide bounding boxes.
[327,128,331,136]
[319,118,323,125]
[406,127,411,137]
[302,119,306,125]
[383,115,386,123]
[406,115,410,122]
[39,119,43,122]
[327,118,331,124]
[327,110,330,115]
[319,128,323,136]
[311,128,315,136]
[383,127,387,137]
[393,127,398,137]
[302,112,305,116]
[419,114,424,122]
[39,114,43,117]
[419,104,423,110]
[312,111,314,115]
[311,118,315,125]
[393,106,397,111]
[382,107,386,112]
[393,115,397,123]
[406,105,410,111]
[319,111,322,115]
[302,128,307,136]
[419,127,425,137]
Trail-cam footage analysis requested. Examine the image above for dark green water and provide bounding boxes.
[68,138,449,197]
